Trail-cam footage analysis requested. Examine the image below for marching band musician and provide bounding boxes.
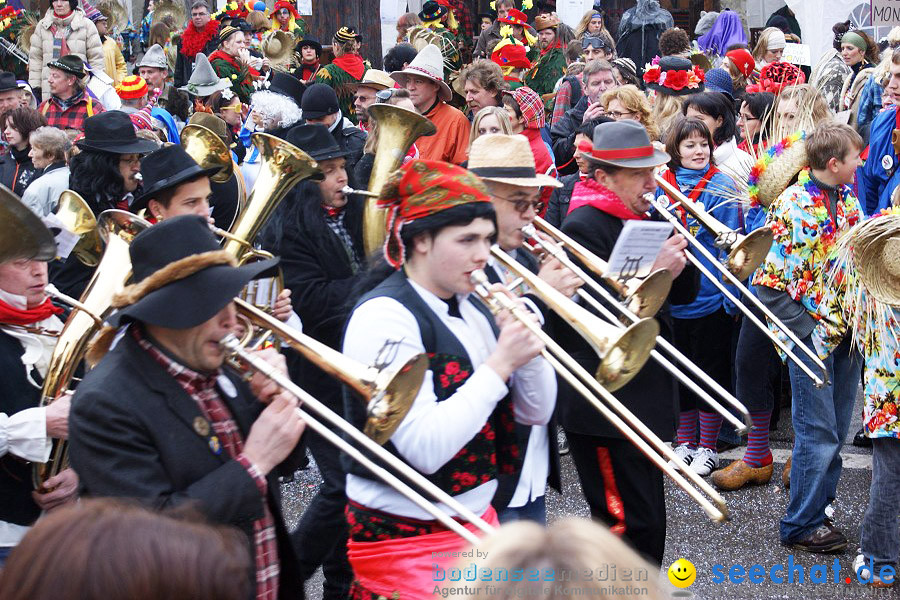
[341,159,555,598]
[0,204,78,566]
[554,120,696,565]
[68,215,307,600]
[468,133,572,523]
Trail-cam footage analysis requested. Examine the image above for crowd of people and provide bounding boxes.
[2,0,900,598]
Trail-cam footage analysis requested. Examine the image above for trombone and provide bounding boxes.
[470,267,729,522]
[652,176,828,387]
[522,217,752,435]
[223,301,497,544]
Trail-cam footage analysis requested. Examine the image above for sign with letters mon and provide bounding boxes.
[872,0,900,27]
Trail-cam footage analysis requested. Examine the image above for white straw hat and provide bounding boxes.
[390,44,452,102]
[469,134,562,188]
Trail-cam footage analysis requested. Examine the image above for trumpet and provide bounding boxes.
[520,220,752,435]
[470,269,729,522]
[649,181,829,387]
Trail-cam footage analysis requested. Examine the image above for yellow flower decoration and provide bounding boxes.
[230,74,237,79]
[521,0,533,8]
[489,0,496,9]
[499,24,513,38]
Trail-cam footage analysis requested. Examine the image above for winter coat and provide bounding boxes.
[0,145,37,196]
[21,162,69,217]
[328,115,366,185]
[29,9,104,93]
[550,95,588,176]
[545,172,581,228]
[101,36,126,86]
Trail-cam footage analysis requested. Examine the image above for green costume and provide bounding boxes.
[314,56,367,124]
[525,45,566,109]
[208,50,255,104]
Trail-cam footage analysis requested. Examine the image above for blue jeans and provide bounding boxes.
[780,335,861,542]
[497,495,547,525]
[860,438,900,571]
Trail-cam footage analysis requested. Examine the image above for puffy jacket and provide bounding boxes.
[29,9,104,93]
[101,36,126,86]
[0,145,37,196]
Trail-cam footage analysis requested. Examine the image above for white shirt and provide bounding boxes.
[342,277,556,520]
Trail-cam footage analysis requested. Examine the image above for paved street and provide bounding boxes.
[281,390,896,600]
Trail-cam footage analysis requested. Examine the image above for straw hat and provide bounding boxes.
[850,213,900,306]
[351,69,394,91]
[390,44,452,102]
[747,131,808,208]
[468,134,562,188]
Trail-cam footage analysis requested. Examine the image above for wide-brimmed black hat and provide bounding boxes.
[300,83,339,119]
[109,215,278,329]
[297,36,322,55]
[132,145,220,213]
[418,0,447,21]
[75,111,160,154]
[286,123,348,161]
[582,120,670,168]
[0,71,18,93]
[47,55,87,78]
[269,70,306,103]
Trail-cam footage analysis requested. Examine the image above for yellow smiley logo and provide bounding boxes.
[667,558,696,588]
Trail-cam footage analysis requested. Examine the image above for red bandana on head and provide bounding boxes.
[377,160,492,269]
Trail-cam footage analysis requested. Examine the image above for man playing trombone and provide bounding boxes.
[68,216,307,599]
[341,160,555,599]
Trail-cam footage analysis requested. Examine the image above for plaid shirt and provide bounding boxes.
[550,79,573,127]
[38,90,105,132]
[133,327,280,600]
[446,0,473,42]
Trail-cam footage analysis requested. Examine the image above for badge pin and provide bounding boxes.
[883,154,894,171]
[193,416,211,437]
[209,435,222,455]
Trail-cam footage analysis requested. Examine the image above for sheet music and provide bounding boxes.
[606,221,673,282]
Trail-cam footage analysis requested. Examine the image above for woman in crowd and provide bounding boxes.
[600,84,658,141]
[468,105,513,155]
[837,30,879,131]
[752,27,787,72]
[737,91,775,154]
[811,21,853,114]
[683,91,753,183]
[27,0,104,95]
[773,83,833,139]
[646,56,702,142]
[0,107,46,195]
[21,125,71,217]
[574,8,609,41]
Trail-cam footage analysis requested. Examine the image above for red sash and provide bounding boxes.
[661,165,719,228]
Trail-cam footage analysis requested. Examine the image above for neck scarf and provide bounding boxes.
[180,18,220,57]
[331,53,365,80]
[568,177,647,220]
[540,38,564,56]
[0,296,62,326]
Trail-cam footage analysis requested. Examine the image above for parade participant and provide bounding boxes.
[37,55,105,132]
[0,72,23,113]
[752,121,864,553]
[396,11,421,43]
[736,91,775,154]
[295,36,321,83]
[246,69,303,142]
[581,33,615,63]
[600,85,658,140]
[501,86,558,212]
[391,44,469,163]
[314,26,366,124]
[474,0,535,60]
[115,75,148,113]
[683,91,754,184]
[492,8,536,62]
[752,27,787,71]
[354,88,421,185]
[261,123,363,599]
[178,51,232,102]
[341,159,554,598]
[860,48,900,214]
[350,69,393,133]
[0,107,44,196]
[459,59,504,118]
[467,105,513,155]
[612,57,641,88]
[130,145,219,222]
[646,56,704,143]
[477,11,493,34]
[174,1,220,89]
[491,41,531,92]
[187,112,246,228]
[27,0,103,98]
[838,30,878,131]
[210,24,258,104]
[21,126,70,218]
[137,43,185,117]
[81,1,125,87]
[68,215,307,600]
[0,197,78,566]
[555,120,694,564]
[524,14,567,100]
[416,1,461,82]
[655,117,740,477]
[269,0,305,37]
[468,133,567,523]
[301,84,366,181]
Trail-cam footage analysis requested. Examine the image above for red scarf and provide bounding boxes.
[52,9,71,18]
[208,50,260,77]
[180,19,220,58]
[300,61,319,81]
[0,296,62,326]
[331,53,365,80]
[568,177,647,220]
[540,39,564,57]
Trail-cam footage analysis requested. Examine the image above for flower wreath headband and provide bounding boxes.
[642,62,705,92]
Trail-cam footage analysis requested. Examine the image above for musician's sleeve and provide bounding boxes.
[0,407,51,462]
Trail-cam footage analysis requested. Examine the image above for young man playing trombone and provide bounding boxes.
[341,159,555,599]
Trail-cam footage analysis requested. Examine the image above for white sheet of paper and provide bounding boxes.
[42,212,77,260]
[297,0,312,15]
[606,220,673,281]
[782,43,811,66]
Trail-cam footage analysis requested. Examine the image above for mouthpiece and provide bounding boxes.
[134,173,143,181]
[341,186,379,198]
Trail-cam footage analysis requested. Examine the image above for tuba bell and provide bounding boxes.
[362,104,437,256]
[181,123,234,184]
[54,190,103,267]
[151,0,186,29]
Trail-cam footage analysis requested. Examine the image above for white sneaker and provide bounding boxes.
[689,447,719,476]
[854,554,870,580]
[669,444,694,470]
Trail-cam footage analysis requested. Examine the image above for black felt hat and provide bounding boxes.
[300,82,339,119]
[269,70,306,102]
[132,145,220,213]
[75,111,160,154]
[285,123,348,161]
[0,71,19,93]
[297,36,322,55]
[418,0,447,21]
[47,54,87,78]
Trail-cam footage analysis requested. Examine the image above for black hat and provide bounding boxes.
[230,17,251,31]
[47,55,87,78]
[645,55,704,96]
[269,70,306,103]
[418,0,447,21]
[582,120,671,169]
[286,124,348,161]
[297,36,322,55]
[110,215,278,329]
[132,145,220,213]
[75,111,160,154]
[300,83,339,119]
[0,71,18,93]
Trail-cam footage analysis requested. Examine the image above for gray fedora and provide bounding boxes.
[581,120,670,169]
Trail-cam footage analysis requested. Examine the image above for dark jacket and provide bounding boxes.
[550,95,588,177]
[0,145,38,196]
[174,36,220,89]
[330,117,366,187]
[210,173,241,231]
[553,206,699,440]
[68,331,306,599]
[545,172,581,228]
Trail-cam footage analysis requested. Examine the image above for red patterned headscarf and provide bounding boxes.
[377,160,491,269]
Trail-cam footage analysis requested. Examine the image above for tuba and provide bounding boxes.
[34,209,150,487]
[54,191,103,267]
[362,104,437,256]
[151,0,186,29]
[181,123,234,184]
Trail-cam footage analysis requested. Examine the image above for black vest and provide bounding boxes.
[0,329,43,526]
[342,270,521,497]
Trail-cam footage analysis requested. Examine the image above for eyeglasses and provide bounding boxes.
[607,110,635,119]
[220,103,243,112]
[493,192,544,215]
[119,156,141,166]
[375,88,396,102]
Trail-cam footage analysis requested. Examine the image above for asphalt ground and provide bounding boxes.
[281,389,894,600]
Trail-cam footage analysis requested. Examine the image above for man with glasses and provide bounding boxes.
[350,69,394,133]
[174,1,221,89]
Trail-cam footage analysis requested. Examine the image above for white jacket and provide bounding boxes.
[21,164,69,217]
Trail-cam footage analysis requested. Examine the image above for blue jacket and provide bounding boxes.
[856,75,884,139]
[655,165,740,319]
[860,105,900,215]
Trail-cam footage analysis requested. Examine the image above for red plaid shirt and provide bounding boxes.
[38,90,105,132]
[550,79,573,127]
[133,327,280,600]
[445,0,473,41]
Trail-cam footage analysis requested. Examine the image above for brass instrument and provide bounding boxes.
[0,37,28,66]
[470,269,729,522]
[34,210,151,487]
[261,30,294,69]
[181,124,234,184]
[0,185,56,263]
[490,247,658,392]
[362,104,437,256]
[656,175,773,281]
[97,0,128,31]
[520,221,752,435]
[649,187,829,387]
[151,0,186,29]
[54,191,103,267]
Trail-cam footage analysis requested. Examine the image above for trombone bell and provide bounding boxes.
[724,227,775,281]
[620,269,673,319]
